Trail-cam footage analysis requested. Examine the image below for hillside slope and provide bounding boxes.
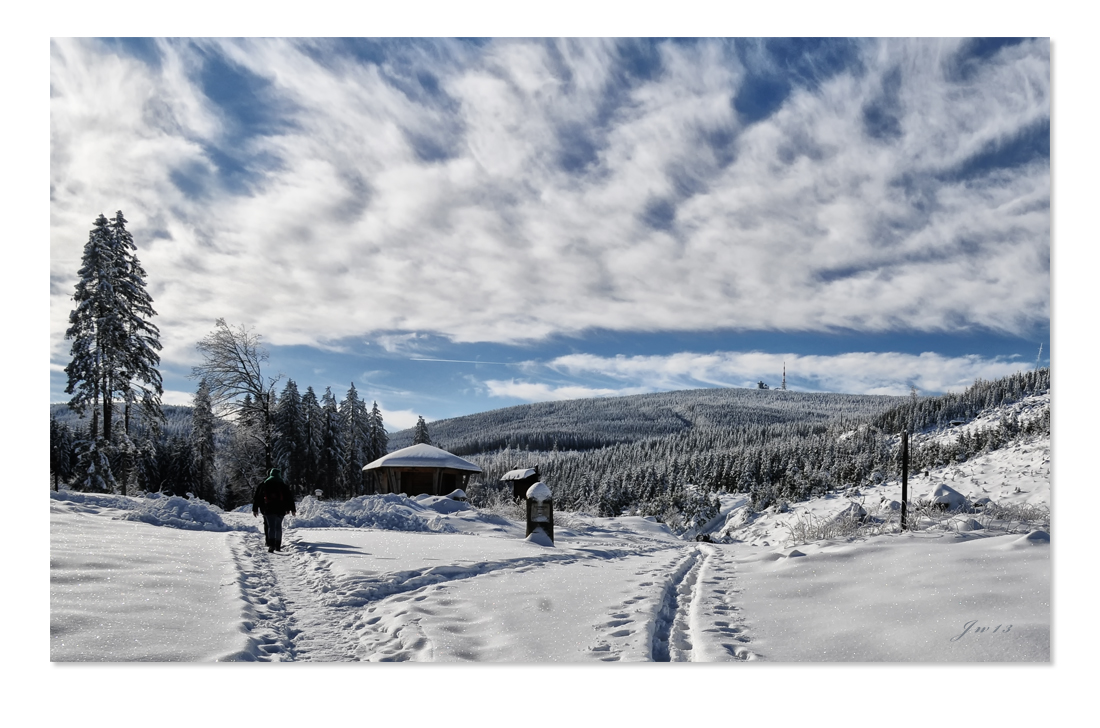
[390,387,906,454]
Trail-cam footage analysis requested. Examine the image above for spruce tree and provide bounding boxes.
[319,387,345,498]
[109,211,163,436]
[340,384,370,496]
[74,437,117,492]
[274,379,307,492]
[191,379,218,503]
[367,400,388,463]
[64,212,163,445]
[50,416,76,491]
[301,387,324,494]
[413,415,432,445]
[64,214,122,441]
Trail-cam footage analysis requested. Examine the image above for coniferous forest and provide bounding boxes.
[50,214,390,510]
[398,369,1050,530]
[52,213,1050,523]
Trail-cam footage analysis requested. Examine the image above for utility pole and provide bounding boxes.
[901,430,909,531]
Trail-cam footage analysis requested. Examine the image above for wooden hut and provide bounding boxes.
[501,466,540,500]
[362,443,482,497]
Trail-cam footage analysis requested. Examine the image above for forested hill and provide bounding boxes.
[388,388,907,455]
[50,403,194,440]
[444,371,1049,524]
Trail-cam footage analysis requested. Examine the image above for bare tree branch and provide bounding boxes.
[190,319,282,468]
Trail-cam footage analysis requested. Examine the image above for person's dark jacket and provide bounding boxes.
[252,469,297,517]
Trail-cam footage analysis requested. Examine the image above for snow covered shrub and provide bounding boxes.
[469,485,525,521]
[551,509,594,534]
[782,510,866,547]
[979,502,1050,533]
[750,483,778,511]
[625,484,719,536]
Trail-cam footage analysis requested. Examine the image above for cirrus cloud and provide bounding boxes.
[50,38,1049,411]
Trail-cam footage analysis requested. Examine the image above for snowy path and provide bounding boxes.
[227,533,299,661]
[651,545,758,662]
[224,523,760,662]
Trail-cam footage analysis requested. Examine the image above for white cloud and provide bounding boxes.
[50,39,1049,377]
[539,350,1033,398]
[484,379,651,402]
[380,407,422,432]
[161,389,196,406]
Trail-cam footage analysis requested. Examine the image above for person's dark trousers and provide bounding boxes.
[263,513,284,550]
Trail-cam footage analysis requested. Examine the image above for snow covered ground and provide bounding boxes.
[35,399,1095,725]
[39,393,1069,720]
[50,427,1051,664]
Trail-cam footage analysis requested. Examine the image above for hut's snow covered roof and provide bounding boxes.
[501,468,537,481]
[362,443,482,473]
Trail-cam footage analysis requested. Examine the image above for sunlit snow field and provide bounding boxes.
[50,426,1050,663]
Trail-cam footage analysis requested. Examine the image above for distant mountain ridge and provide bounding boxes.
[388,387,908,455]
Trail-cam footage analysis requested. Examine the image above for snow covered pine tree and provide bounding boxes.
[64,211,163,491]
[413,416,432,445]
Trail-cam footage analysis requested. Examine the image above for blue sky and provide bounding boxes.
[49,37,1051,431]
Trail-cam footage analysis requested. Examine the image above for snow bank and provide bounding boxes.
[51,490,249,532]
[416,495,472,514]
[119,495,248,532]
[287,494,456,533]
[50,489,141,511]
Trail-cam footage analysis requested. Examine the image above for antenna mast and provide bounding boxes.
[782,361,787,390]
[1036,343,1043,371]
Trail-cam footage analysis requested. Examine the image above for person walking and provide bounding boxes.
[252,468,297,553]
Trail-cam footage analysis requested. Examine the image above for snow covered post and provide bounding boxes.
[525,482,554,544]
[901,430,909,531]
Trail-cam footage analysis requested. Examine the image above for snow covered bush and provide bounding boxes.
[978,502,1050,533]
[782,510,867,546]
[466,481,524,521]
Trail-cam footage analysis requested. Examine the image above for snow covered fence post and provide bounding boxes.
[525,482,554,544]
[901,430,909,531]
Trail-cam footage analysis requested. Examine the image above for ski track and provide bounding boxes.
[581,543,760,662]
[690,545,761,662]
